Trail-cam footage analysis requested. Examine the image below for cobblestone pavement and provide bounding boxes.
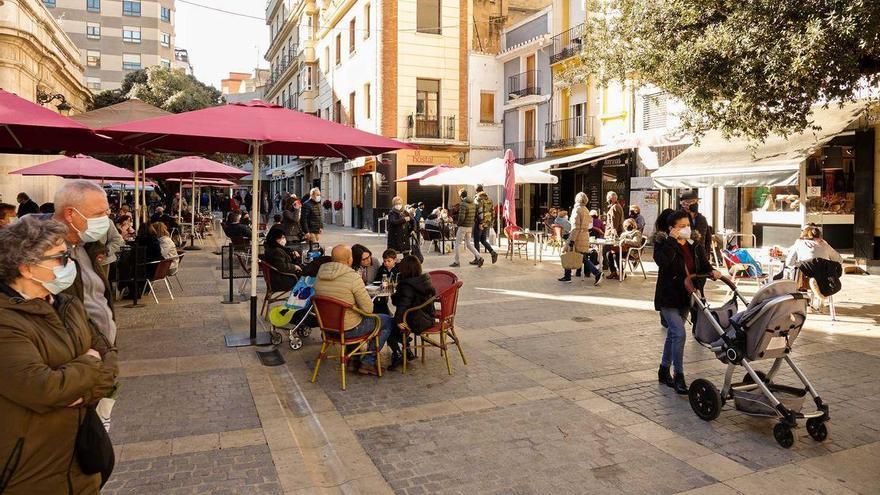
[104,226,880,494]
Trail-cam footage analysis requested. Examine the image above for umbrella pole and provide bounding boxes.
[142,162,148,225]
[134,155,140,231]
[184,174,202,251]
[225,142,272,348]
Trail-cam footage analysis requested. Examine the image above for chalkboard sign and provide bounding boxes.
[551,182,561,208]
[588,182,601,212]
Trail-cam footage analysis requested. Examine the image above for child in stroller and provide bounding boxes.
[268,254,331,349]
[687,274,830,448]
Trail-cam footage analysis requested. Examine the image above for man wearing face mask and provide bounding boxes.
[679,191,712,255]
[300,187,324,246]
[49,180,117,347]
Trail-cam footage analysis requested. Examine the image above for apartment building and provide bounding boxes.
[0,0,91,204]
[42,0,176,91]
[221,69,269,103]
[265,0,475,230]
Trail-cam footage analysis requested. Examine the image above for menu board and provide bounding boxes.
[551,182,561,208]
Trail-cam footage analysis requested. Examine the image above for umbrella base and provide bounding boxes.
[224,332,273,347]
[220,299,240,305]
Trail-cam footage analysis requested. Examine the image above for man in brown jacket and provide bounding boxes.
[314,245,393,376]
[605,191,625,237]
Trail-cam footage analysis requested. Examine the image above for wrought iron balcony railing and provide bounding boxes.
[504,140,542,164]
[549,24,584,64]
[506,70,541,101]
[406,114,456,140]
[545,116,596,149]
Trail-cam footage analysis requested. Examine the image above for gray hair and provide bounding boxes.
[574,192,588,206]
[309,187,321,197]
[0,216,68,284]
[606,191,618,200]
[54,179,105,212]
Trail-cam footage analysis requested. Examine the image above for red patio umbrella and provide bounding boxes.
[100,100,413,348]
[395,164,452,182]
[10,154,134,180]
[0,89,134,154]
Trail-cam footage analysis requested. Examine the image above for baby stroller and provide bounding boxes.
[267,272,319,350]
[687,275,830,448]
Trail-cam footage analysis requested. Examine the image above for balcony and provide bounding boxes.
[545,117,596,150]
[504,140,542,164]
[406,114,456,140]
[549,24,584,64]
[506,70,541,101]
[264,48,299,96]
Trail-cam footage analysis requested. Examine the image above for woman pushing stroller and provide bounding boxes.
[653,209,721,394]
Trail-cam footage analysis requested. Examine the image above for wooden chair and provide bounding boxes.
[401,280,466,375]
[504,225,530,260]
[547,225,564,255]
[141,257,177,304]
[309,295,383,390]
[258,259,295,318]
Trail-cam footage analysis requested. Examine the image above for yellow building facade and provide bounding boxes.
[0,0,91,205]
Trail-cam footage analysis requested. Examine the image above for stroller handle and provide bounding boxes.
[684,273,737,294]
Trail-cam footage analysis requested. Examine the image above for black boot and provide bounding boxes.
[658,365,673,387]
[673,374,689,395]
[387,351,403,371]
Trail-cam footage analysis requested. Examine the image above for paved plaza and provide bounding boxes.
[104,226,880,495]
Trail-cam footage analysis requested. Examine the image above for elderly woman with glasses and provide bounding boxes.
[0,216,118,494]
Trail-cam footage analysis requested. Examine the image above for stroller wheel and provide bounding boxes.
[289,336,303,350]
[806,418,829,442]
[688,378,722,421]
[270,330,283,347]
[773,422,798,449]
[297,326,312,338]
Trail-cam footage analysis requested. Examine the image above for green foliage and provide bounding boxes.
[562,0,880,140]
[88,67,224,113]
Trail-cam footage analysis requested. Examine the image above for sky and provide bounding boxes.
[175,0,269,90]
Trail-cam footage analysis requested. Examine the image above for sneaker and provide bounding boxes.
[449,262,460,267]
[594,272,603,286]
[491,251,498,264]
[477,257,485,267]
[558,276,572,282]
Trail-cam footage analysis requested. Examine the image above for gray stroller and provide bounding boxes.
[687,276,830,448]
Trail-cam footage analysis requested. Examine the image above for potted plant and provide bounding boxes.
[333,200,344,226]
[321,199,332,223]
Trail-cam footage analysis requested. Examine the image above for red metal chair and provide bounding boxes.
[401,280,466,375]
[427,269,458,295]
[258,259,296,318]
[309,295,383,390]
[504,225,530,260]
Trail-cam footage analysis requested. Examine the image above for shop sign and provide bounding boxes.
[330,162,344,173]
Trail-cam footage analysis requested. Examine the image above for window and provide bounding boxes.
[87,0,100,13]
[287,83,294,109]
[349,18,356,53]
[363,4,370,39]
[349,91,356,126]
[86,22,101,40]
[299,66,313,91]
[416,79,439,119]
[86,77,101,90]
[335,34,341,65]
[123,1,141,16]
[324,107,330,120]
[160,58,171,68]
[480,92,495,123]
[323,46,330,71]
[417,0,441,35]
[122,53,142,71]
[281,89,287,108]
[334,100,342,123]
[122,26,142,43]
[86,50,101,68]
[43,0,55,8]
[364,83,371,119]
[161,32,171,47]
[642,92,668,130]
[161,6,171,22]
[572,103,585,136]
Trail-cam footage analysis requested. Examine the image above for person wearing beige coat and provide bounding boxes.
[559,192,603,284]
[313,245,393,376]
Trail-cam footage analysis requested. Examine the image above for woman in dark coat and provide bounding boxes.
[261,227,301,292]
[280,196,303,242]
[654,209,720,395]
[386,196,411,253]
[389,255,436,370]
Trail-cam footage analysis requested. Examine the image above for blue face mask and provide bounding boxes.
[31,262,77,295]
[72,208,111,243]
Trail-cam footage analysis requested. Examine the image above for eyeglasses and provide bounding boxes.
[39,249,72,267]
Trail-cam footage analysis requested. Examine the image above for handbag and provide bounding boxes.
[560,243,583,270]
[75,406,115,487]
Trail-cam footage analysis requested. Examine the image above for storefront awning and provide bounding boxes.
[652,101,869,189]
[526,145,627,172]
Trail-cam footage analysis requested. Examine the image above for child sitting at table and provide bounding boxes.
[372,249,398,315]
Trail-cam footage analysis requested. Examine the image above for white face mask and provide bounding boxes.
[314,195,322,203]
[31,261,77,295]
[677,226,692,240]
[72,208,111,243]
[277,237,287,246]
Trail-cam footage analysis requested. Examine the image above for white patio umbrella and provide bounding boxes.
[421,158,557,186]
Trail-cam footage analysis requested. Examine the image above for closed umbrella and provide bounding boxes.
[101,100,412,348]
[10,154,134,180]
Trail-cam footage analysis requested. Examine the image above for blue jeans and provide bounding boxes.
[660,307,689,375]
[563,253,601,279]
[346,314,393,365]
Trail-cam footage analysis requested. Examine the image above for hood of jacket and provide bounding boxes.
[0,283,61,317]
[317,261,354,281]
[398,273,434,296]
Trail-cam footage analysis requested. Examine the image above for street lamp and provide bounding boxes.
[36,89,72,116]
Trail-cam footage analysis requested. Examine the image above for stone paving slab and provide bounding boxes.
[595,349,880,470]
[356,397,716,495]
[111,368,261,444]
[104,444,282,495]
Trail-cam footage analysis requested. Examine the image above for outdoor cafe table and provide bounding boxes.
[365,282,393,301]
[590,237,626,282]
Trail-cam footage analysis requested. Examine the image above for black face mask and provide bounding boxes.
[688,203,699,213]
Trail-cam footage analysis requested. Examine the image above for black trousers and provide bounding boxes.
[473,225,495,254]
